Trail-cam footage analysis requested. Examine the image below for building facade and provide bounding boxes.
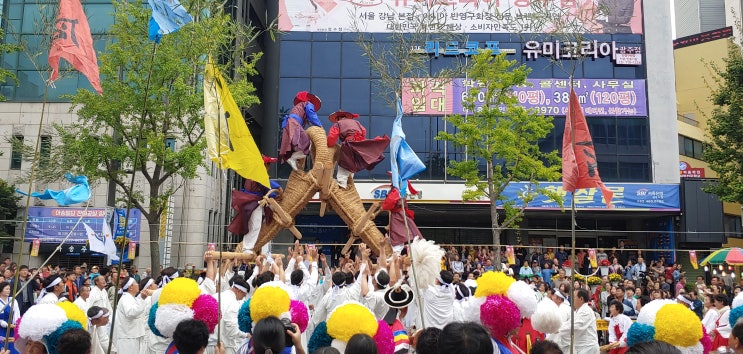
[260,0,682,259]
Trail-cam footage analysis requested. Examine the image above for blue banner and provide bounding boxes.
[500,182,680,210]
[24,207,142,244]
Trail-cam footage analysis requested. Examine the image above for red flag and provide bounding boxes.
[48,0,102,95]
[562,88,613,207]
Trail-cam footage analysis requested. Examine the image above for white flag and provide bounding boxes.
[84,222,119,263]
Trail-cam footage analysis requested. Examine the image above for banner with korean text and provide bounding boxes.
[401,78,647,117]
[278,0,643,34]
[24,207,141,245]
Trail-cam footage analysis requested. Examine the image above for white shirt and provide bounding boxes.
[608,313,633,346]
[716,306,731,338]
[546,301,571,344]
[420,284,454,329]
[89,286,111,311]
[702,307,718,334]
[114,292,147,339]
[74,296,90,314]
[39,292,60,304]
[558,303,599,354]
[208,290,247,349]
[89,324,115,354]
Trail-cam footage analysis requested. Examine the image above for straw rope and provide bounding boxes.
[254,126,391,255]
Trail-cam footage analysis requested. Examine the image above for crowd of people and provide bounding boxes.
[0,240,739,354]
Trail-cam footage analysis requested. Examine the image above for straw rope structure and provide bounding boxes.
[254,126,391,255]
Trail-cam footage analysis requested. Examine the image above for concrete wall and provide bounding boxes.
[645,0,680,184]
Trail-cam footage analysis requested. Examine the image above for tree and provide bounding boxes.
[0,28,23,101]
[703,43,743,203]
[38,0,265,276]
[0,179,21,251]
[436,50,561,266]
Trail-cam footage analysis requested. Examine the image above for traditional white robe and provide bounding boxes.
[419,284,454,329]
[206,290,247,354]
[90,323,116,354]
[147,288,170,354]
[38,292,61,304]
[546,301,571,345]
[74,296,90,314]
[558,303,599,354]
[89,286,112,311]
[702,308,719,334]
[608,313,633,347]
[114,292,147,354]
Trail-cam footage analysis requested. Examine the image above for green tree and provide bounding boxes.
[0,28,23,101]
[0,179,20,251]
[704,43,743,203]
[40,0,265,276]
[436,50,562,266]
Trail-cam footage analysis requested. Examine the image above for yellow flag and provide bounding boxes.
[203,57,270,187]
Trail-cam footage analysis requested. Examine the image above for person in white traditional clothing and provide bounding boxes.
[286,247,319,304]
[545,288,572,347]
[418,270,455,329]
[147,267,180,354]
[452,283,478,322]
[0,281,20,354]
[557,289,599,354]
[88,306,116,354]
[74,285,91,313]
[113,276,150,353]
[89,275,111,312]
[38,274,65,304]
[311,250,367,328]
[605,301,632,353]
[206,278,250,354]
[702,294,719,335]
[711,293,732,351]
[138,277,157,354]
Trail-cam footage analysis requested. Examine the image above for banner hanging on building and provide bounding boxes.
[24,207,141,245]
[278,0,644,34]
[401,78,647,117]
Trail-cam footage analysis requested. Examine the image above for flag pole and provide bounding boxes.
[568,76,576,354]
[5,82,53,350]
[107,40,159,354]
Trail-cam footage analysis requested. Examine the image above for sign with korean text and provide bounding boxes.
[402,78,647,117]
[413,40,516,57]
[279,0,643,34]
[352,182,680,210]
[24,207,141,245]
[679,161,705,178]
[523,40,642,65]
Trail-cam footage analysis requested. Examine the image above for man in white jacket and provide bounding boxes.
[87,306,115,354]
[207,278,250,354]
[113,277,149,353]
[558,289,599,354]
[89,275,111,312]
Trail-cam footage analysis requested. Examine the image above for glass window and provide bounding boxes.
[310,78,340,118]
[339,79,371,115]
[724,215,742,239]
[10,135,22,170]
[40,136,51,167]
[280,41,312,77]
[693,140,704,160]
[684,137,694,158]
[341,42,370,78]
[311,42,341,78]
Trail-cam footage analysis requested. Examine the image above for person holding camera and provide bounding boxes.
[243,316,304,354]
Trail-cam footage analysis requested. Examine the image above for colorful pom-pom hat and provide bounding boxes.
[148,277,219,338]
[308,301,394,354]
[15,302,88,354]
[467,271,538,352]
[237,281,310,335]
[626,299,711,354]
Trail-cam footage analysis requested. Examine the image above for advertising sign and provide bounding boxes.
[352,182,680,211]
[24,207,141,245]
[679,161,705,178]
[402,78,647,117]
[279,0,644,34]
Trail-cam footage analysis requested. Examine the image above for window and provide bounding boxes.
[40,136,51,167]
[678,135,704,160]
[165,137,176,152]
[724,215,742,239]
[10,135,22,170]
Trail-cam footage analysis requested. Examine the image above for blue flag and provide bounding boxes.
[148,0,193,42]
[17,173,90,206]
[390,99,426,197]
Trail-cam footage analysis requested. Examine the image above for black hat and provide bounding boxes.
[383,284,415,309]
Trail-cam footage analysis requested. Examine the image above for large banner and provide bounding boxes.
[353,182,680,210]
[401,78,647,117]
[279,0,643,34]
[24,207,141,245]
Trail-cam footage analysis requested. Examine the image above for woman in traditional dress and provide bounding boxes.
[326,110,389,188]
[0,281,20,354]
[606,301,631,354]
[711,293,732,351]
[279,91,323,171]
